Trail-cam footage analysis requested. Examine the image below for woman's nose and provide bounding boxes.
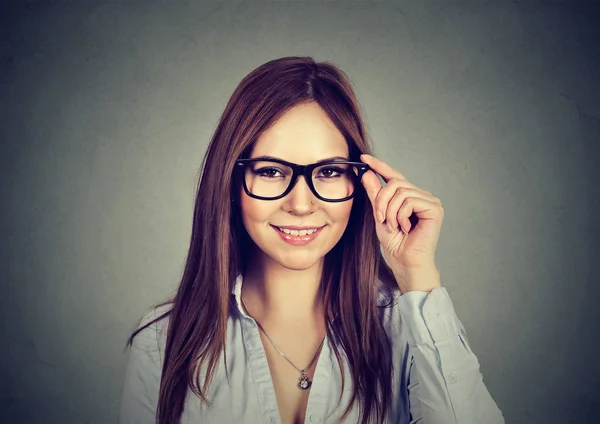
[284,175,318,213]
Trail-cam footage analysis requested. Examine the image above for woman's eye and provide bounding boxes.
[317,167,344,178]
[255,167,283,178]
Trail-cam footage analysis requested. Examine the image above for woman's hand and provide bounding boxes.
[360,154,444,293]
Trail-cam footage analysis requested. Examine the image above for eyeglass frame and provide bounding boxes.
[234,157,371,203]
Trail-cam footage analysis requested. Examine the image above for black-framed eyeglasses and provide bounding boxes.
[234,157,371,202]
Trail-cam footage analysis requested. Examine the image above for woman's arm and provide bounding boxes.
[118,309,162,424]
[398,287,505,424]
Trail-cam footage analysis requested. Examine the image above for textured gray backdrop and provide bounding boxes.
[1,1,599,423]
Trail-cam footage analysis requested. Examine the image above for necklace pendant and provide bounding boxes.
[298,372,312,390]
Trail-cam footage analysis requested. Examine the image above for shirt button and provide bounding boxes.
[309,415,322,422]
[448,372,458,383]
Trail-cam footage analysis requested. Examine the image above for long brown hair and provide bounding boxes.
[126,56,399,424]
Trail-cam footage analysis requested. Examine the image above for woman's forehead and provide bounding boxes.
[249,141,350,163]
[250,103,350,161]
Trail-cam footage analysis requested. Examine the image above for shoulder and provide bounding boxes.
[375,278,404,329]
[376,278,401,307]
[130,303,172,358]
[121,305,173,415]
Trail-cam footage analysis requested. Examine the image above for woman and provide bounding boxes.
[119,56,505,424]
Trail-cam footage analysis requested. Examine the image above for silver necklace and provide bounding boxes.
[241,297,325,390]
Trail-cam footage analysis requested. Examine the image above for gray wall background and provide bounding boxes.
[1,1,599,423]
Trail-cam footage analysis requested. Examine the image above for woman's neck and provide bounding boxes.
[241,251,325,325]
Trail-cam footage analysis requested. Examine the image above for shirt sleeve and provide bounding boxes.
[118,309,162,424]
[397,287,505,424]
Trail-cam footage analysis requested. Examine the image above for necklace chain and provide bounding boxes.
[240,297,325,374]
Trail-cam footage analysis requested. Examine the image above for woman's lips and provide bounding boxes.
[271,225,324,246]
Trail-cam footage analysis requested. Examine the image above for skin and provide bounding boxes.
[240,101,353,324]
[360,154,443,293]
[238,101,445,424]
[239,101,353,424]
[239,100,445,333]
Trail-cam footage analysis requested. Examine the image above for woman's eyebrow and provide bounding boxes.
[315,156,349,163]
[252,155,350,163]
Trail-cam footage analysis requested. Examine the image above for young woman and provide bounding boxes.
[119,56,505,424]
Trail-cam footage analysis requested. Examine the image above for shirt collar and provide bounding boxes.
[231,273,392,319]
[232,273,250,318]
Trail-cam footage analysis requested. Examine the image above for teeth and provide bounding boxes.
[278,227,318,236]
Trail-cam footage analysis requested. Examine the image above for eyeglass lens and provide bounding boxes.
[244,160,360,200]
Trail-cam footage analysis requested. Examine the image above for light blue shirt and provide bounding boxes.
[119,274,505,423]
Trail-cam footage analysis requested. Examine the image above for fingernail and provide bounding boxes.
[376,210,384,223]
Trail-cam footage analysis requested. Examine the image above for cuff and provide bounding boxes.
[398,287,462,347]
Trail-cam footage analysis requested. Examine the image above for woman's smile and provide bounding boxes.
[271,224,326,246]
[239,102,353,270]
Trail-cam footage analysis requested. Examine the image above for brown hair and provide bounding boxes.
[126,56,399,423]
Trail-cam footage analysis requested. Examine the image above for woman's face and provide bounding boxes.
[239,102,354,271]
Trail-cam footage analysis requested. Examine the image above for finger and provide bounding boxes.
[374,178,424,217]
[371,176,433,222]
[397,197,442,234]
[360,154,406,183]
[383,187,432,232]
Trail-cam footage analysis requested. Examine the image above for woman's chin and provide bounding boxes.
[273,252,324,271]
